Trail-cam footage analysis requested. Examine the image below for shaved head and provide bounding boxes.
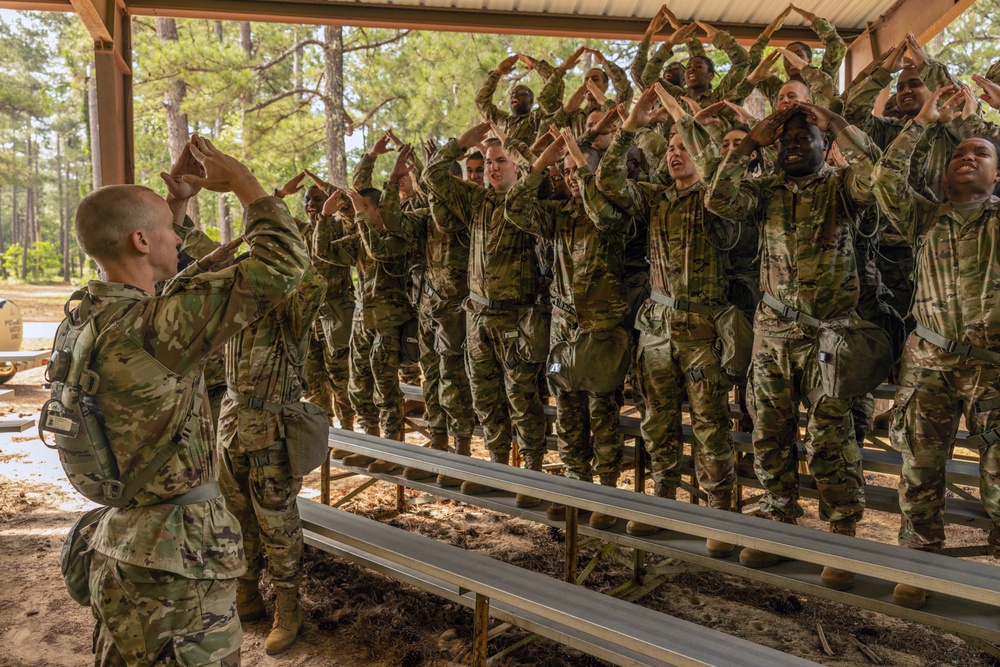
[75,185,166,270]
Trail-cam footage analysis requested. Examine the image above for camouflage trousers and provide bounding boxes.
[550,315,623,479]
[748,334,865,523]
[220,435,303,587]
[465,307,547,457]
[890,340,1000,552]
[373,325,406,437]
[420,296,475,439]
[348,314,380,433]
[304,328,354,429]
[636,332,735,502]
[89,552,241,667]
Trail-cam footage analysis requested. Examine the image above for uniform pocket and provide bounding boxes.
[888,386,917,455]
[516,306,550,364]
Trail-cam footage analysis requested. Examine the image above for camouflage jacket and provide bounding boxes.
[218,217,327,451]
[424,138,541,310]
[546,60,634,138]
[599,123,738,341]
[873,120,1000,367]
[88,196,307,579]
[505,166,629,331]
[706,125,879,339]
[475,64,565,144]
[411,192,471,303]
[310,213,356,303]
[636,30,750,102]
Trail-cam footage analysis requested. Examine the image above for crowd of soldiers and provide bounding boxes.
[71,4,1000,665]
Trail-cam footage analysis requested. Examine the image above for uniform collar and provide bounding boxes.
[87,280,149,300]
[939,195,1000,222]
[780,162,832,193]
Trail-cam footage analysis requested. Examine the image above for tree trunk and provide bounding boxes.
[239,22,252,58]
[57,134,69,280]
[323,25,347,186]
[86,74,102,189]
[214,115,232,243]
[157,18,190,165]
[0,185,5,280]
[22,135,33,280]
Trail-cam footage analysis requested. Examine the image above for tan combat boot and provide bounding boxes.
[705,490,736,558]
[264,586,303,655]
[342,425,380,467]
[893,583,927,609]
[820,517,858,590]
[626,482,675,536]
[739,515,796,568]
[514,451,545,508]
[235,578,266,622]
[461,449,508,495]
[438,436,471,487]
[546,504,567,521]
[367,430,403,474]
[404,432,448,481]
[589,473,620,529]
[330,417,354,458]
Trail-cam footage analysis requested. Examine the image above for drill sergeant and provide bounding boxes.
[80,135,306,666]
[506,130,631,524]
[873,88,1000,610]
[424,123,549,501]
[706,102,880,591]
[598,88,738,557]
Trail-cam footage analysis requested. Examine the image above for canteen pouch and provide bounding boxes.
[318,297,354,352]
[713,304,754,378]
[817,319,893,399]
[60,506,108,606]
[281,401,331,477]
[400,318,421,366]
[546,327,630,394]
[516,306,550,364]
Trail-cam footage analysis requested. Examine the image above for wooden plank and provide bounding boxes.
[0,417,34,433]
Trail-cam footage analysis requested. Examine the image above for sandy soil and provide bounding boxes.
[1,284,999,666]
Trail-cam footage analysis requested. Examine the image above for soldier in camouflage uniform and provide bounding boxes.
[506,131,630,523]
[476,53,565,144]
[214,215,325,653]
[872,91,1000,609]
[706,103,880,589]
[424,124,548,497]
[78,136,307,666]
[547,48,633,139]
[598,89,738,557]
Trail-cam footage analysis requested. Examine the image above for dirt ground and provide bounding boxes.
[1,284,999,666]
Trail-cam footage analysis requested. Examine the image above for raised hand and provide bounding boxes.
[197,236,244,271]
[652,83,686,122]
[798,102,848,135]
[959,85,980,119]
[303,169,329,194]
[385,129,405,149]
[904,32,927,69]
[322,190,344,216]
[371,132,393,156]
[344,189,368,215]
[488,120,508,143]
[160,142,206,201]
[593,104,624,134]
[529,126,558,154]
[789,4,817,22]
[748,50,781,85]
[563,83,588,112]
[622,87,660,131]
[560,127,586,168]
[495,54,519,76]
[723,100,758,124]
[457,121,492,150]
[746,106,798,148]
[183,134,266,206]
[532,133,567,172]
[422,138,439,165]
[390,144,414,183]
[585,79,609,105]
[693,100,728,126]
[763,6,793,38]
[559,46,587,73]
[973,74,1000,110]
[693,19,719,42]
[644,6,671,38]
[881,38,909,74]
[914,84,959,127]
[775,47,809,73]
[667,23,699,48]
[662,5,683,30]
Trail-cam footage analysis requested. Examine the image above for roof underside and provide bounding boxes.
[6,0,906,44]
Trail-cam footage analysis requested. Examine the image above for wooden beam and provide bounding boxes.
[123,0,861,45]
[91,0,134,185]
[848,0,978,73]
[68,0,112,44]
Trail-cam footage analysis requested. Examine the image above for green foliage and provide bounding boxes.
[3,244,22,280]
[27,241,60,280]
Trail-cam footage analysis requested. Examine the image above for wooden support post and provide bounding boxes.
[72,0,133,185]
[395,484,405,512]
[635,437,646,492]
[511,441,521,468]
[633,548,645,586]
[320,457,331,505]
[565,506,578,584]
[472,593,489,667]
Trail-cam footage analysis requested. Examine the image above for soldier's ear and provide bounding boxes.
[129,229,151,256]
